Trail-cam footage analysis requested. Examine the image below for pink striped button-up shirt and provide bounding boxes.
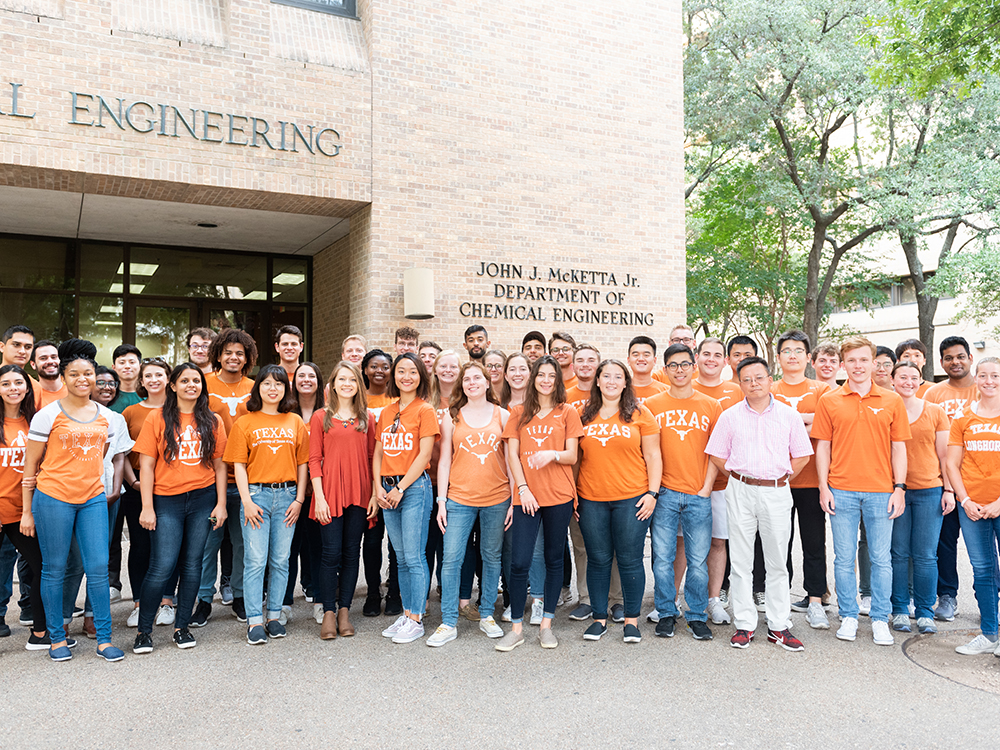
[705,396,812,481]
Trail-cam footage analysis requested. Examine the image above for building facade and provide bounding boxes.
[1,0,684,374]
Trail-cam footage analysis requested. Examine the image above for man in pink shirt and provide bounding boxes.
[706,357,812,651]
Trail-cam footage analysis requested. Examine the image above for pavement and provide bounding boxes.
[1,530,998,749]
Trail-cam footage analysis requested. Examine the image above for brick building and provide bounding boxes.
[1,0,684,374]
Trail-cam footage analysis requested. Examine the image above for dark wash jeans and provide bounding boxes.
[508,501,573,623]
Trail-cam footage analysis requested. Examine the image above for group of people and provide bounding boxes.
[1,319,998,661]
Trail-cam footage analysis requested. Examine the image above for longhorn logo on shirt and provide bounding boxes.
[58,430,103,462]
[0,430,27,472]
[868,407,884,416]
[525,424,554,448]
[671,427,695,441]
[776,394,806,410]
[460,431,501,465]
[584,422,632,447]
[178,424,203,466]
[216,394,249,417]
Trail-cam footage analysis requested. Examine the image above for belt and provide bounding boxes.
[252,482,295,490]
[730,470,788,488]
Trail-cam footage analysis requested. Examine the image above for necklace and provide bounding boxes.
[332,411,356,428]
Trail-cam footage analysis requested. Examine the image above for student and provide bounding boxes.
[707,357,812,652]
[549,332,577,388]
[131,363,227,654]
[359,348,401,617]
[0,365,51,650]
[226,365,309,645]
[945,357,1000,655]
[895,339,932,397]
[483,350,507,402]
[121,358,172,628]
[500,353,531,409]
[771,330,832,628]
[427,361,511,646]
[811,344,842,390]
[889,361,951,635]
[576,360,661,644]
[193,328,258,626]
[186,328,217,375]
[813,336,910,647]
[21,339,125,662]
[653,324,697,384]
[644,344,720,640]
[394,327,420,357]
[565,345,600,411]
[463,325,490,361]
[341,335,368,368]
[274,324,304,378]
[521,331,547,364]
[112,344,143,412]
[419,341,442,373]
[496,355,582,651]
[310,362,375,639]
[874,346,897,390]
[924,335,977,623]
[726,336,758,384]
[30,340,67,410]
[372,353,439,644]
[627,336,667,404]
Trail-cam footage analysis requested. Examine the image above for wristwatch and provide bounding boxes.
[893,483,907,491]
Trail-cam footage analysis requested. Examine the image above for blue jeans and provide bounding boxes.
[957,506,1000,636]
[508,500,573,622]
[890,487,943,619]
[64,497,120,618]
[33,490,113,644]
[651,488,712,622]
[440,498,509,626]
[138,486,217,632]
[578,496,650,619]
[382,474,433,616]
[241,485,298,626]
[829,489,893,622]
[198,485,244,603]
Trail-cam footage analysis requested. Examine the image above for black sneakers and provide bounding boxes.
[362,595,381,617]
[384,596,403,617]
[247,625,267,645]
[173,628,196,649]
[655,616,676,638]
[689,620,714,640]
[582,622,608,641]
[232,597,247,622]
[190,600,212,628]
[133,632,154,654]
[265,620,287,639]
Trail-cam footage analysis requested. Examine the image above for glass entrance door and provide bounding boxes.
[130,300,196,365]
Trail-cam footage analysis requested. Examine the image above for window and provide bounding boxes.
[271,0,357,19]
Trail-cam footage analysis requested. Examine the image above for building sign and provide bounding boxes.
[1,83,341,157]
[459,262,654,327]
[272,0,357,19]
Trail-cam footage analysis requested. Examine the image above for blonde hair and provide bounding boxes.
[839,336,875,360]
[431,349,462,408]
[322,361,369,432]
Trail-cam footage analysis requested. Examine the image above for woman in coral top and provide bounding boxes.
[576,359,661,644]
[372,353,439,645]
[496,355,583,652]
[309,361,375,640]
[426,361,511,647]
[889,361,952,635]
[0,364,51,650]
[21,339,125,662]
[130,363,227,655]
[946,357,1000,656]
[225,365,310,645]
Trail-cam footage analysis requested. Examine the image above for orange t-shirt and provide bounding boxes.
[133,410,227,496]
[447,406,509,507]
[644,389,722,495]
[652,367,669,384]
[771,378,831,488]
[811,383,912,493]
[123,403,160,471]
[375,399,440,477]
[904,402,949,490]
[694,380,743,490]
[949,412,1000,505]
[0,417,30,524]
[35,380,68,410]
[367,392,398,422]
[502,404,583,506]
[29,402,115,503]
[562,373,578,390]
[205,372,255,434]
[634,380,668,405]
[578,406,659,502]
[565,385,592,411]
[924,381,978,421]
[223,411,309,484]
[916,382,932,398]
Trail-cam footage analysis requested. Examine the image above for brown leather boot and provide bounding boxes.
[320,610,337,640]
[337,607,355,637]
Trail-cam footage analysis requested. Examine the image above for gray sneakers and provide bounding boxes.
[934,594,957,622]
[916,617,937,634]
[495,629,525,652]
[806,602,830,630]
[539,627,558,649]
[892,614,911,633]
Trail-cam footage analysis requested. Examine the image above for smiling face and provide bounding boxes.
[976,361,1000,399]
[434,353,461,386]
[665,352,696,388]
[342,340,366,367]
[64,359,96,398]
[462,366,489,399]
[941,344,972,382]
[533,363,558,398]
[171,368,203,402]
[522,340,546,363]
[33,345,60,382]
[395,337,417,356]
[549,339,574,369]
[598,362,627,401]
[333,366,359,402]
[114,353,140,383]
[394,358,421,395]
[220,343,247,375]
[276,334,303,366]
[1,332,34,368]
[842,346,874,386]
[505,355,530,391]
[142,364,169,396]
[93,373,118,406]
[0,370,28,409]
[365,355,391,388]
[697,341,725,381]
[483,353,505,385]
[873,355,895,388]
[777,339,808,377]
[628,344,655,377]
[464,332,490,360]
[892,365,921,397]
[258,375,285,406]
[419,347,440,373]
[812,351,841,381]
[573,349,600,382]
[294,366,318,398]
[188,336,212,367]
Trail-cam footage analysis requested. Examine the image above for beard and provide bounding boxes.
[469,348,485,360]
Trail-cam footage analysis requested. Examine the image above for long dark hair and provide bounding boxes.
[162,363,217,466]
[292,361,326,416]
[500,353,529,409]
[518,355,566,430]
[0,364,35,445]
[580,359,638,425]
[387,353,431,401]
[246,365,296,413]
[136,358,172,399]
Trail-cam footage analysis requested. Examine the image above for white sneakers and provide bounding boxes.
[426,624,458,647]
[155,604,175,626]
[858,596,872,616]
[871,620,894,646]
[806,602,830,630]
[836,616,858,642]
[382,614,408,638]
[955,634,1000,655]
[707,597,731,625]
[126,606,140,628]
[479,616,503,638]
[529,598,544,625]
[391,617,425,644]
[313,603,324,624]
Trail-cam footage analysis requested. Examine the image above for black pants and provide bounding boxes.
[318,505,368,611]
[0,525,45,631]
[284,514,321,606]
[362,509,399,601]
[937,508,961,597]
[426,510,444,594]
[119,483,151,602]
[508,501,573,622]
[459,517,482,602]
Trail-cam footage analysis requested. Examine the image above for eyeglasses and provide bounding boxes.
[189,344,210,351]
[779,347,807,355]
[95,380,118,389]
[484,363,504,370]
[669,337,695,345]
[874,361,894,371]
[550,347,573,355]
[665,361,695,371]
